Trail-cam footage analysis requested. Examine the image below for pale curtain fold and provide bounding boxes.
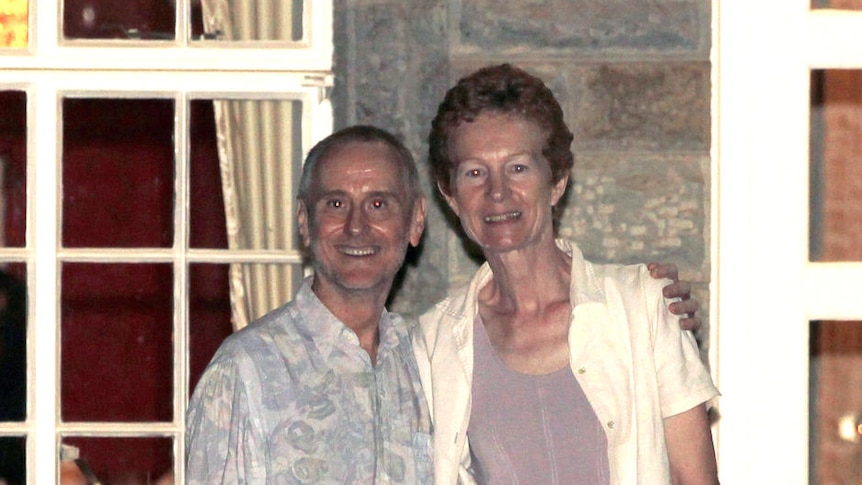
[201,0,302,331]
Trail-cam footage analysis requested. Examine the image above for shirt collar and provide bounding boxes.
[291,277,405,357]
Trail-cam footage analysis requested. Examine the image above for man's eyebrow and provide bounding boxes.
[366,190,400,199]
[316,189,347,199]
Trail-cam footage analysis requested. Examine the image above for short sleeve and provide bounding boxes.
[645,275,720,418]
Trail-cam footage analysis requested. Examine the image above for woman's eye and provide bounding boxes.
[464,168,482,177]
[512,163,529,173]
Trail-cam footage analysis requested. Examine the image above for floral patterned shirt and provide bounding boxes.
[186,279,433,484]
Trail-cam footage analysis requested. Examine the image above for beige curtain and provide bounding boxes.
[201,0,303,330]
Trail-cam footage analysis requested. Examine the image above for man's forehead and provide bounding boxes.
[310,141,409,195]
[318,142,402,176]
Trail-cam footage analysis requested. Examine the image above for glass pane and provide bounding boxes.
[0,0,28,47]
[810,321,862,484]
[61,263,173,422]
[812,0,862,10]
[63,0,175,40]
[196,0,303,41]
[188,263,232,394]
[809,70,862,261]
[0,264,27,423]
[0,436,25,485]
[188,263,304,394]
[0,91,27,248]
[61,436,173,484]
[62,98,175,249]
[190,98,303,250]
[189,100,227,249]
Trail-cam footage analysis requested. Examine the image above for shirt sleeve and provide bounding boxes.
[185,355,268,484]
[645,275,720,418]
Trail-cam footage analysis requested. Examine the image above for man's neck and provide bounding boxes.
[311,280,391,364]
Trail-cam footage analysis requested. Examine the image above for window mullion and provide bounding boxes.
[32,0,61,53]
[30,81,61,485]
[175,93,190,483]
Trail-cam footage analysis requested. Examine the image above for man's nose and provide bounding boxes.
[346,206,367,235]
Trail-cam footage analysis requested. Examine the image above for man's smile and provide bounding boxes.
[484,211,521,223]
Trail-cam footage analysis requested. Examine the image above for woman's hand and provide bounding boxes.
[647,262,701,332]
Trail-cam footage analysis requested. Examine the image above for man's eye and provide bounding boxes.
[327,200,343,208]
[464,168,482,177]
[371,200,386,209]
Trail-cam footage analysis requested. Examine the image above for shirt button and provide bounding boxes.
[577,367,587,374]
[607,421,616,429]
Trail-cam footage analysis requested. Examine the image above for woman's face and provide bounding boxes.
[443,112,568,255]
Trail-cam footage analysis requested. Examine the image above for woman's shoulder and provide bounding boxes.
[583,260,668,306]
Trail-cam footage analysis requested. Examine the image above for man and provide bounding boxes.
[185,124,700,484]
[186,125,432,484]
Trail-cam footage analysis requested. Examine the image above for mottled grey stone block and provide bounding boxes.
[571,63,710,151]
[558,152,709,275]
[453,0,707,55]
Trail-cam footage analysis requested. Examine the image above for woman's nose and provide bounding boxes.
[487,174,508,202]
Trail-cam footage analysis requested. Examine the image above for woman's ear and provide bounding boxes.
[551,173,569,206]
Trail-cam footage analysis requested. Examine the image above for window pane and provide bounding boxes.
[188,262,304,395]
[0,436,25,485]
[0,0,28,47]
[61,263,173,422]
[62,437,173,484]
[809,70,862,261]
[62,98,175,249]
[197,0,303,41]
[190,98,303,251]
[810,321,862,484]
[0,264,27,423]
[188,263,232,394]
[0,91,27,248]
[63,0,176,40]
[189,100,227,249]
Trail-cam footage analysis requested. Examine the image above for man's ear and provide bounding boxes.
[551,173,569,207]
[297,200,311,248]
[437,181,460,217]
[408,196,427,247]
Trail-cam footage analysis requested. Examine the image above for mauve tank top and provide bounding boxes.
[468,315,610,485]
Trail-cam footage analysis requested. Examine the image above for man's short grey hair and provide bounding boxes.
[297,125,421,209]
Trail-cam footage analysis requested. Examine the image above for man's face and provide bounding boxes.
[298,140,425,298]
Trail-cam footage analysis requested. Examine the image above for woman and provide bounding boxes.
[414,64,719,485]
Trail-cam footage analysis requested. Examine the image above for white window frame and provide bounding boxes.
[713,1,862,482]
[0,1,333,483]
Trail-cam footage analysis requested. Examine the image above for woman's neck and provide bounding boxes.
[481,239,571,315]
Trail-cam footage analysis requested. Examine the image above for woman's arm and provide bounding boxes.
[664,403,719,485]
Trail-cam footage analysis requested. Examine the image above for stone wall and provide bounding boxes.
[332,0,712,346]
